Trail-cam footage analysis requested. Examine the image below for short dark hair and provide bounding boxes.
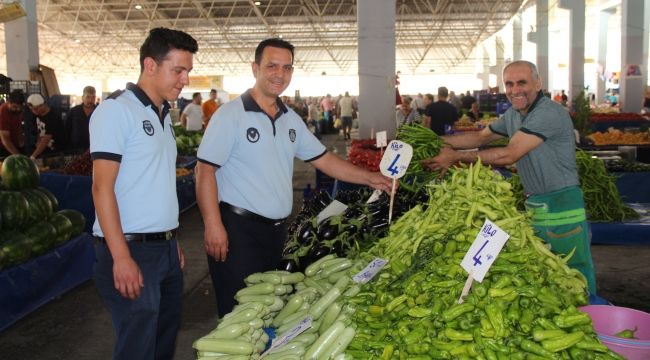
[192,92,201,100]
[425,93,434,102]
[139,27,198,73]
[8,89,25,104]
[83,86,96,95]
[255,38,294,65]
[438,87,449,98]
[210,89,217,93]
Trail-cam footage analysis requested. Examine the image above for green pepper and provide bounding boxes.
[441,302,474,322]
[516,285,539,298]
[520,339,557,358]
[474,283,488,298]
[408,306,432,318]
[485,302,506,338]
[404,326,427,344]
[542,331,585,353]
[430,339,462,351]
[380,344,395,359]
[568,347,587,360]
[536,317,560,330]
[443,328,473,341]
[613,326,637,339]
[533,329,567,341]
[506,298,520,323]
[406,343,431,355]
[492,275,512,289]
[386,294,409,312]
[575,340,608,353]
[428,349,451,359]
[488,287,515,298]
[554,313,592,328]
[519,308,534,333]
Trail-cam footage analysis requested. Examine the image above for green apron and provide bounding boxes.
[525,186,597,295]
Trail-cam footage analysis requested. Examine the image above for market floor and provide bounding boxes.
[0,132,649,360]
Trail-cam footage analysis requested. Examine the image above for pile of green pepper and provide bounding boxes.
[342,161,623,359]
[396,123,445,191]
[575,150,639,222]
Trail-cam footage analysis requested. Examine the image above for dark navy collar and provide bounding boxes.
[241,89,288,116]
[126,82,170,126]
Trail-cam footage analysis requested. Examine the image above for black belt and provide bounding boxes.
[96,229,177,243]
[220,202,286,226]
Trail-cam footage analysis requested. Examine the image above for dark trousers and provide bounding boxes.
[94,238,183,360]
[207,207,286,317]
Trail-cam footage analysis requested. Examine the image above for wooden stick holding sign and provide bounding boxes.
[379,140,413,224]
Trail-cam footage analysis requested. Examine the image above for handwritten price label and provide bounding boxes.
[262,316,312,356]
[460,219,510,282]
[353,258,388,284]
[379,140,413,179]
[376,131,388,148]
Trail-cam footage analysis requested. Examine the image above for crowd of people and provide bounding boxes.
[0,86,98,159]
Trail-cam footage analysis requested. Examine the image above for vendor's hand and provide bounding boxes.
[421,146,458,177]
[205,223,229,262]
[177,242,185,270]
[112,257,144,300]
[367,171,394,193]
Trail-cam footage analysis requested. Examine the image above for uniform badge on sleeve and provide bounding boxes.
[289,129,296,142]
[246,127,260,143]
[142,120,155,136]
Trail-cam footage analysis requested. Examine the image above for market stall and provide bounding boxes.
[39,157,199,234]
[0,233,94,332]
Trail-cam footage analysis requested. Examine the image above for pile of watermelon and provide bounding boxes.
[0,154,86,270]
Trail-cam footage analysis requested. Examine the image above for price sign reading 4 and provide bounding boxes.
[379,140,413,179]
[460,218,510,282]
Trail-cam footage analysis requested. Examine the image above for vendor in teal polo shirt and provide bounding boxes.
[422,60,597,295]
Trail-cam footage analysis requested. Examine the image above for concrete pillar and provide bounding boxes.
[477,46,490,90]
[527,0,549,89]
[489,36,505,92]
[4,0,39,80]
[559,0,586,103]
[620,0,648,112]
[512,12,523,61]
[357,0,396,139]
[596,7,613,105]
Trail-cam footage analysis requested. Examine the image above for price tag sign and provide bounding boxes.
[376,131,387,148]
[460,219,510,282]
[353,258,388,284]
[379,140,413,179]
[316,200,348,224]
[366,189,383,204]
[262,316,312,356]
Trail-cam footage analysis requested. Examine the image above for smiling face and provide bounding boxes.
[252,46,294,100]
[503,62,542,115]
[147,48,193,104]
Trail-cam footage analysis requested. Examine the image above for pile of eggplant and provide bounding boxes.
[277,187,428,273]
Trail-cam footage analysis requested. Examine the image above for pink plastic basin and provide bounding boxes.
[580,305,650,360]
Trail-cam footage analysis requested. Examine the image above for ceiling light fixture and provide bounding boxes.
[135,4,142,10]
[254,1,261,5]
[74,39,80,43]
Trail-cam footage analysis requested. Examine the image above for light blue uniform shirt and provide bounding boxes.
[197,90,326,219]
[489,92,579,195]
[89,83,179,236]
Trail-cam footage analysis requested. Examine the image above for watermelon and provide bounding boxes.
[0,154,40,190]
[23,221,57,256]
[21,188,54,224]
[48,213,74,245]
[0,191,30,230]
[36,186,59,211]
[57,209,86,236]
[0,230,32,269]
